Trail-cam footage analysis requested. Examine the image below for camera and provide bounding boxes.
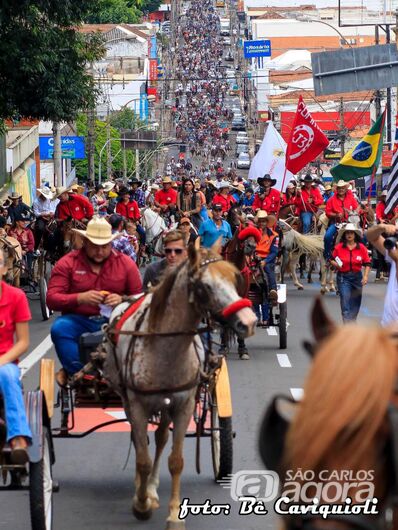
[384,236,398,250]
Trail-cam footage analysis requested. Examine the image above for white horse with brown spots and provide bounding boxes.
[103,242,256,530]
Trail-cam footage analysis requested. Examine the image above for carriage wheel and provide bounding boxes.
[29,426,53,530]
[210,391,233,481]
[279,302,288,350]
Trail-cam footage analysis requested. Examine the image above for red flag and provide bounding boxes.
[285,96,329,174]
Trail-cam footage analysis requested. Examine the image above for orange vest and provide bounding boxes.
[256,228,278,258]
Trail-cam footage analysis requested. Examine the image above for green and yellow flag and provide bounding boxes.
[331,110,386,181]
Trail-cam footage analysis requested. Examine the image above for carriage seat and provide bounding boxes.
[79,331,104,364]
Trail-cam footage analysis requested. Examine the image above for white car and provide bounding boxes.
[236,134,249,145]
[237,152,251,169]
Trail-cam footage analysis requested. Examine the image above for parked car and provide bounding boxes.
[225,52,234,62]
[232,117,246,131]
[223,37,231,46]
[236,132,249,145]
[237,152,251,169]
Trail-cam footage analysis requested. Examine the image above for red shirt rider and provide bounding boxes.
[253,188,281,215]
[375,192,397,222]
[155,179,178,210]
[325,185,358,222]
[56,192,94,221]
[295,180,324,215]
[116,200,140,220]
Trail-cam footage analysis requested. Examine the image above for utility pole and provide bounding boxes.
[374,25,382,119]
[87,62,96,185]
[106,104,112,180]
[386,24,392,146]
[53,121,63,187]
[135,148,140,180]
[339,97,345,157]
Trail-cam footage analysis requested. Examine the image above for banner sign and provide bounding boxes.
[243,40,271,59]
[39,136,85,160]
[149,59,158,81]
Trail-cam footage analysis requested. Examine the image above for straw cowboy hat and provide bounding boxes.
[8,191,22,200]
[255,209,268,220]
[103,181,115,193]
[324,184,332,191]
[336,223,362,244]
[37,187,53,199]
[336,180,349,188]
[72,217,118,245]
[162,176,173,184]
[54,186,71,199]
[232,183,245,193]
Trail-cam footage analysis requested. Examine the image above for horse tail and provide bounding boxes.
[291,230,324,257]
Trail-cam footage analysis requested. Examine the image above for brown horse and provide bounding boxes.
[0,234,22,286]
[259,298,398,530]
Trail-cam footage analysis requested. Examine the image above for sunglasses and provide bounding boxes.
[165,248,185,255]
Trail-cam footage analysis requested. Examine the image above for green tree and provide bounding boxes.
[128,0,162,12]
[109,108,147,130]
[85,0,141,23]
[74,113,136,181]
[0,1,104,123]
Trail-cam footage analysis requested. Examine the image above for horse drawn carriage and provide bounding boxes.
[0,359,56,530]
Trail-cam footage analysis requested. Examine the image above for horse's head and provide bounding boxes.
[187,240,257,338]
[259,297,398,525]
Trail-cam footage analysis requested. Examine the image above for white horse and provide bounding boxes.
[140,208,168,257]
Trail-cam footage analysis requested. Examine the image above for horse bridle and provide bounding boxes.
[258,393,398,530]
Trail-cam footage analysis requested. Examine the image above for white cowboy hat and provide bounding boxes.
[217,180,231,189]
[336,180,349,188]
[381,190,388,197]
[37,187,53,199]
[151,183,160,190]
[103,181,115,193]
[336,223,362,244]
[72,217,119,245]
[8,191,22,200]
[54,186,71,199]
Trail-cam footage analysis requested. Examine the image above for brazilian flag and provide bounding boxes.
[331,110,386,181]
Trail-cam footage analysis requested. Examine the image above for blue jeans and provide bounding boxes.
[337,272,363,323]
[51,315,107,375]
[257,257,277,322]
[300,212,313,234]
[324,223,338,260]
[0,363,32,442]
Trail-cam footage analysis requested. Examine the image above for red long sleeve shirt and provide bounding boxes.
[47,249,142,316]
[252,189,281,215]
[294,187,324,215]
[56,194,94,221]
[325,192,358,221]
[8,227,34,252]
[211,193,236,213]
[116,200,141,220]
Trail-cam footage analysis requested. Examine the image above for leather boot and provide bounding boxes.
[10,436,29,465]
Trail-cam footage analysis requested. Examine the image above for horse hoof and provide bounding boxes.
[132,498,153,520]
[297,286,304,290]
[166,521,186,530]
[329,287,336,293]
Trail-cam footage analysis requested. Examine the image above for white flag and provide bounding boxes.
[249,121,294,191]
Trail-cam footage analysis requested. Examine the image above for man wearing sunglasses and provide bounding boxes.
[198,203,232,248]
[143,230,188,291]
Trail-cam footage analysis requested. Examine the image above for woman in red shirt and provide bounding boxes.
[330,224,371,323]
[9,214,35,272]
[0,248,32,463]
[116,187,141,221]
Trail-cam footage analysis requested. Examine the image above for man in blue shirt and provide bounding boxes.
[199,203,232,248]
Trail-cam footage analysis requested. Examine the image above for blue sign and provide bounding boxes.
[150,35,157,59]
[39,136,85,160]
[243,40,271,59]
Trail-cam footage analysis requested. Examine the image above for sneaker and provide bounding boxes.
[239,352,250,360]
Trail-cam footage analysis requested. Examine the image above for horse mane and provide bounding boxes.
[285,324,397,472]
[290,229,324,257]
[148,262,186,331]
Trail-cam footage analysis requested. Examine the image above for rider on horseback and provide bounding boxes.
[252,175,281,216]
[295,174,323,234]
[55,186,94,222]
[32,187,58,249]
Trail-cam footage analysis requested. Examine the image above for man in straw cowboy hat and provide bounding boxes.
[154,177,178,215]
[47,217,142,386]
[7,191,31,224]
[55,186,94,222]
[324,180,359,260]
[32,186,59,249]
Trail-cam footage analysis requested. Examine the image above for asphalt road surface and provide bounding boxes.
[2,272,386,530]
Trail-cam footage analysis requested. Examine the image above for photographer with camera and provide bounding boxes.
[366,223,398,326]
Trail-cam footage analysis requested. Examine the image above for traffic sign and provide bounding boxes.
[243,40,271,59]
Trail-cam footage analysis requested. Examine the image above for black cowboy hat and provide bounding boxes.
[262,174,277,187]
[118,186,131,196]
[129,177,142,186]
[302,174,313,183]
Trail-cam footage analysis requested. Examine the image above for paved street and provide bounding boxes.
[3,274,385,530]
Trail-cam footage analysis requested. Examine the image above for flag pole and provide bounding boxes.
[367,107,388,204]
[280,167,288,192]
